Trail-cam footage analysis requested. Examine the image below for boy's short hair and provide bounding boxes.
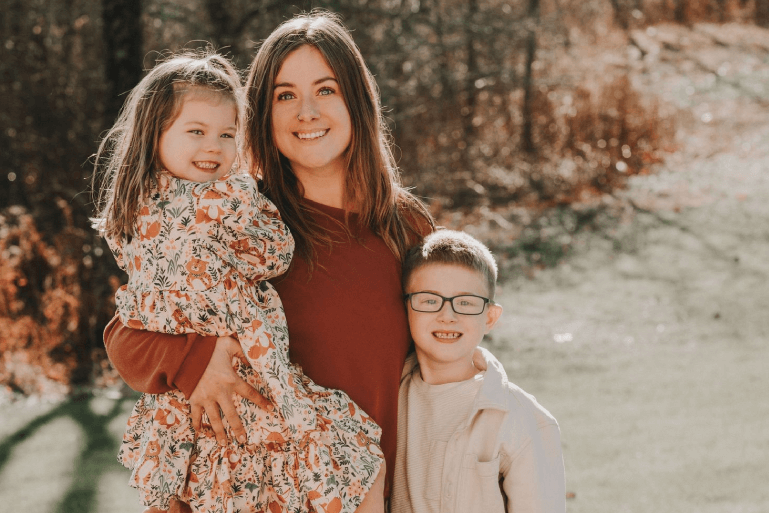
[403,229,499,299]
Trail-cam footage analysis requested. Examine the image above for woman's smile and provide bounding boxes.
[295,129,330,141]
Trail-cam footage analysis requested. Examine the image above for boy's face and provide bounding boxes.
[405,263,503,374]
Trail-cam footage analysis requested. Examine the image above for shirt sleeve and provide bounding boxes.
[103,315,217,398]
[500,420,566,513]
[103,232,127,272]
[193,174,294,282]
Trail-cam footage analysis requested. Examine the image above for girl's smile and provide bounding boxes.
[271,45,352,180]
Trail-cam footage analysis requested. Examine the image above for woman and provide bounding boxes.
[104,11,433,511]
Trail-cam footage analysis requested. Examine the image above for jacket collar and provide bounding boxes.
[470,346,510,414]
[402,346,510,416]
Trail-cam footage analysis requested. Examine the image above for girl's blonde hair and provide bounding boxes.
[245,11,433,266]
[92,50,244,240]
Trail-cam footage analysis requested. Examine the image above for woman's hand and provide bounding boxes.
[188,335,264,445]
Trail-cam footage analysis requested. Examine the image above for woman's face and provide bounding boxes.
[271,45,352,179]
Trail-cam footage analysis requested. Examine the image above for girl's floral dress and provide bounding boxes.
[106,171,383,513]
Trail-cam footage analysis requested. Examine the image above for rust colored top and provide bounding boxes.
[104,197,432,493]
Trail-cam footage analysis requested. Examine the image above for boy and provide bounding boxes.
[391,230,566,513]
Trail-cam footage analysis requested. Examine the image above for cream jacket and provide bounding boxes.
[392,347,566,513]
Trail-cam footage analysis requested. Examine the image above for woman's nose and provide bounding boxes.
[297,97,320,121]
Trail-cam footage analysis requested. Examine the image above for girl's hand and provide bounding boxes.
[189,336,265,445]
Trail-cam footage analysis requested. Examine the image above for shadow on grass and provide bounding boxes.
[0,393,136,513]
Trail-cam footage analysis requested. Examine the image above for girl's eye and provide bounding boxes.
[318,87,335,96]
[276,91,295,101]
[189,129,203,135]
[221,133,235,139]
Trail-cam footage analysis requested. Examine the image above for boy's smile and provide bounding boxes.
[405,263,503,384]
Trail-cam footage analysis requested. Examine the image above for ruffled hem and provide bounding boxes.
[118,390,196,510]
[119,360,384,512]
[183,423,383,513]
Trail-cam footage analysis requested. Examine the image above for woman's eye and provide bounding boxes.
[318,87,334,96]
[276,91,295,101]
[189,129,203,135]
[221,133,235,139]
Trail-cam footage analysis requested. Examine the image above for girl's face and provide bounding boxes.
[271,45,352,179]
[159,91,238,182]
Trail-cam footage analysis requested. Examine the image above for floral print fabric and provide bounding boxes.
[106,171,383,513]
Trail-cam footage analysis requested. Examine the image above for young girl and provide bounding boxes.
[93,52,384,513]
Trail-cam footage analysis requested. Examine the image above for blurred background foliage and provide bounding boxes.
[1,0,766,395]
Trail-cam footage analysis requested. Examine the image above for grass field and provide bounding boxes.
[488,153,769,512]
[1,22,768,513]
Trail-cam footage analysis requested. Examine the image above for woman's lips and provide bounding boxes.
[295,129,329,141]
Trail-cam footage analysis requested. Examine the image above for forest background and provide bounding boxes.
[0,0,724,397]
[1,0,769,511]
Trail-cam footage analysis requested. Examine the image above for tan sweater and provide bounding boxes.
[396,371,483,513]
[392,347,566,513]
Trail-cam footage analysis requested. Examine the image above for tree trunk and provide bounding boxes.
[102,0,144,123]
[462,0,479,158]
[757,0,769,27]
[674,0,688,25]
[609,0,629,30]
[521,0,539,155]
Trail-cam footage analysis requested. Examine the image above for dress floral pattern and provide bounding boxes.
[106,171,383,513]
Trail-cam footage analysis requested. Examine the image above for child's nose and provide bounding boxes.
[204,136,224,153]
[436,300,458,321]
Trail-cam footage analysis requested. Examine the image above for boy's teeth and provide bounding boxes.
[297,130,327,140]
[434,332,461,339]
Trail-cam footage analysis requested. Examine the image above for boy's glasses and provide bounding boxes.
[404,292,492,316]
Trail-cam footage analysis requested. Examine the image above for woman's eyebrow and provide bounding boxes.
[274,76,338,88]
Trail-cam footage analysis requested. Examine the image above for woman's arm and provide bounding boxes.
[103,315,214,396]
[104,317,264,444]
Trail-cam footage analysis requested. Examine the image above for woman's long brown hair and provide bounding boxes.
[244,11,434,267]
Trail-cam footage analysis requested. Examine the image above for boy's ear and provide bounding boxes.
[484,302,503,333]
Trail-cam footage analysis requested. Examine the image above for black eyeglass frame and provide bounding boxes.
[404,292,494,316]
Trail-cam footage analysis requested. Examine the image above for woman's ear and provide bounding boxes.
[484,302,503,333]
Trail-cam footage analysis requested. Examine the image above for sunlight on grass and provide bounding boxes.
[487,153,769,513]
[0,416,83,511]
[95,469,142,513]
